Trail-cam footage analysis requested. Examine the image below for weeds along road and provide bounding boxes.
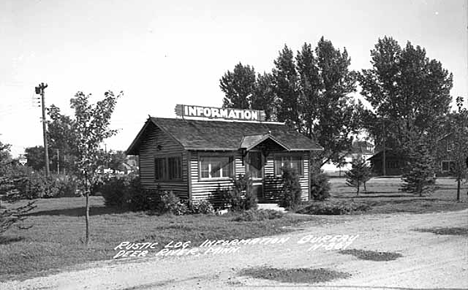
[2,209,468,290]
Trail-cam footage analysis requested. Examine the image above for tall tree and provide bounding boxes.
[304,38,361,165]
[272,45,301,130]
[359,37,453,152]
[251,72,276,121]
[51,91,121,245]
[220,63,256,109]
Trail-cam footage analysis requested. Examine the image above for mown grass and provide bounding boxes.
[0,197,318,282]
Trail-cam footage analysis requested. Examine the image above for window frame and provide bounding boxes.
[441,160,455,172]
[154,154,183,182]
[274,154,304,177]
[198,153,235,181]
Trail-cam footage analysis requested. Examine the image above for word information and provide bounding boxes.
[175,104,266,121]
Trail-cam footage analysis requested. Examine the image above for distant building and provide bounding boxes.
[321,140,374,176]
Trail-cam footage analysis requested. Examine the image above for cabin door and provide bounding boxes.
[247,151,264,201]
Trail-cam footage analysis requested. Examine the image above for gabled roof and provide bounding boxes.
[239,134,290,151]
[126,117,323,155]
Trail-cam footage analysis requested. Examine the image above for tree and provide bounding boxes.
[359,37,453,154]
[345,158,372,195]
[272,45,301,130]
[442,97,468,201]
[51,91,121,245]
[0,141,36,236]
[251,72,276,121]
[401,141,436,196]
[220,63,256,109]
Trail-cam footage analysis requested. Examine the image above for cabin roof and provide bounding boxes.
[126,117,323,155]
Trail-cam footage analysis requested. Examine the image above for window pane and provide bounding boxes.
[168,157,181,180]
[200,156,233,179]
[155,158,166,180]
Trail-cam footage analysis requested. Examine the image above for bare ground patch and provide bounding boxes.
[339,249,403,261]
[239,266,351,284]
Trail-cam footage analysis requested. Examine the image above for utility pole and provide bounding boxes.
[35,83,50,178]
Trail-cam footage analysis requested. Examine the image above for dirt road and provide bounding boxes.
[2,210,468,290]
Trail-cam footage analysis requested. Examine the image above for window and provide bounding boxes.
[168,157,182,180]
[247,152,262,179]
[275,155,303,176]
[200,156,234,179]
[441,160,455,172]
[154,156,182,181]
[155,157,166,180]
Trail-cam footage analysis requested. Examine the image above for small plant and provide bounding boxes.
[345,157,372,195]
[277,167,302,209]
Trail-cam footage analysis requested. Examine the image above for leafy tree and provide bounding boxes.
[251,72,276,121]
[359,37,453,153]
[272,45,301,130]
[24,146,46,171]
[345,157,372,195]
[51,91,122,245]
[0,141,36,236]
[220,63,256,109]
[401,141,436,196]
[297,38,361,165]
[441,97,468,201]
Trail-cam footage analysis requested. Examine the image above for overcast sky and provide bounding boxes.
[1,0,467,157]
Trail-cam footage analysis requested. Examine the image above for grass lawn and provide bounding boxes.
[0,176,467,282]
[327,177,468,214]
[0,197,318,282]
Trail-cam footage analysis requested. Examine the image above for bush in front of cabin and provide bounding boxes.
[277,166,302,210]
[215,174,257,212]
[188,200,215,214]
[296,201,371,215]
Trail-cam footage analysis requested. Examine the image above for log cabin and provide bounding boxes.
[126,105,323,203]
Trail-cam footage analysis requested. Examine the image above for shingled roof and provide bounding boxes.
[126,117,323,155]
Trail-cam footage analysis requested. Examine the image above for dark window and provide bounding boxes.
[155,158,166,180]
[155,156,182,181]
[200,156,234,179]
[275,155,303,176]
[247,152,262,179]
[168,157,182,180]
[441,160,455,172]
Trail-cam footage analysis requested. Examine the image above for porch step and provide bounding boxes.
[257,203,286,212]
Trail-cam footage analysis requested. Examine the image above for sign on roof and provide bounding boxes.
[175,104,266,122]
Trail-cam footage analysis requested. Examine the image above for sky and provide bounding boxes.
[0,0,467,157]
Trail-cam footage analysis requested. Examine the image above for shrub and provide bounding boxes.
[297,201,371,215]
[232,209,284,222]
[345,158,372,195]
[216,174,257,211]
[277,167,302,209]
[188,200,215,214]
[310,170,331,201]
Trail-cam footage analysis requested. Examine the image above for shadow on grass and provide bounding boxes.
[25,206,127,217]
[0,236,24,245]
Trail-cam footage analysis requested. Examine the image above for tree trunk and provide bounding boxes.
[84,172,90,246]
[456,178,461,202]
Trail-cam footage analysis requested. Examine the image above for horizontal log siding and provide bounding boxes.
[264,152,310,201]
[190,151,242,202]
[138,124,189,199]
